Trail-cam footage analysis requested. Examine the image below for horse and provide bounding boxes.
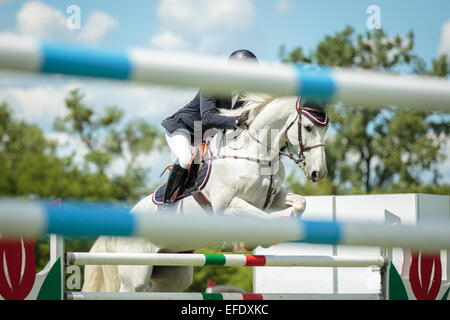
[81,94,329,293]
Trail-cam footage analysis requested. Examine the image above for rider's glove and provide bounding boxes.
[236,110,250,129]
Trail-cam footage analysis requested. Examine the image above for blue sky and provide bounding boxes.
[0,0,449,184]
[1,0,449,62]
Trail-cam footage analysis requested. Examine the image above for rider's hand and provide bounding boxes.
[236,110,250,129]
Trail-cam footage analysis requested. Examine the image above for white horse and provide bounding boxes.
[82,94,329,293]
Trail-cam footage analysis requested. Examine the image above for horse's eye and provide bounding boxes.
[304,125,313,132]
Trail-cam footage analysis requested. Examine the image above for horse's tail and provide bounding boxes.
[82,236,120,292]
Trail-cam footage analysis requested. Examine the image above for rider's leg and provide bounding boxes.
[164,130,192,203]
[165,129,192,169]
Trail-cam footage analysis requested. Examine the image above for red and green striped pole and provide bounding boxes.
[66,252,388,268]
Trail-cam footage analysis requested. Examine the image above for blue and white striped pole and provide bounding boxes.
[0,38,449,111]
[0,199,449,253]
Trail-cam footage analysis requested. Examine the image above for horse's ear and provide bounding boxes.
[298,96,329,126]
[301,109,329,126]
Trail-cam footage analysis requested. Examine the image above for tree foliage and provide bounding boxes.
[280,26,450,195]
[53,88,166,201]
[1,90,166,280]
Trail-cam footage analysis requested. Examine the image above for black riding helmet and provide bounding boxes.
[227,49,258,110]
[228,49,258,63]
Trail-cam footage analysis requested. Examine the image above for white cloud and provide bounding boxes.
[7,1,117,44]
[77,11,118,44]
[0,84,74,130]
[156,0,254,32]
[438,20,450,56]
[76,82,196,124]
[150,0,255,53]
[16,1,68,39]
[0,79,188,182]
[150,30,188,51]
[0,71,196,131]
[0,31,35,44]
[274,0,293,14]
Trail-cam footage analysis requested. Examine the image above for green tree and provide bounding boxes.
[281,26,450,195]
[0,102,70,198]
[53,88,165,201]
[1,99,142,201]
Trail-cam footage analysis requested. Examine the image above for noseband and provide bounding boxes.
[282,97,328,168]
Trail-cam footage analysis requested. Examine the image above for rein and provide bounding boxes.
[283,98,327,168]
[207,97,327,209]
[242,98,327,169]
[211,130,278,210]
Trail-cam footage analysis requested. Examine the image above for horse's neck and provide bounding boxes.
[246,97,294,154]
[249,98,293,132]
[210,97,294,160]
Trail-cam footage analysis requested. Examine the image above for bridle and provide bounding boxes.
[218,97,328,168]
[212,97,328,209]
[280,97,328,168]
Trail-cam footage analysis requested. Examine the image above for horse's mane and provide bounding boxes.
[219,93,277,125]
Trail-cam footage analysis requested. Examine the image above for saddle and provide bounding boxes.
[153,142,213,213]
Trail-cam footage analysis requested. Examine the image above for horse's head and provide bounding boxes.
[283,97,329,182]
[220,94,329,182]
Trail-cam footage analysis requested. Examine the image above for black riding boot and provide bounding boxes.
[163,164,188,203]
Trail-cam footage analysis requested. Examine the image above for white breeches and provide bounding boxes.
[165,130,192,169]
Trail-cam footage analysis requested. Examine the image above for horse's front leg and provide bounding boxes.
[224,197,292,219]
[268,187,306,217]
[222,197,293,251]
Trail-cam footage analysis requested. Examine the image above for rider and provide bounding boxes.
[161,49,258,203]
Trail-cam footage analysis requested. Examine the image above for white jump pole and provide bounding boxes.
[66,252,389,268]
[0,199,449,253]
[0,39,449,111]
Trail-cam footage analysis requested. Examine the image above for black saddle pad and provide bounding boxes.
[152,148,212,205]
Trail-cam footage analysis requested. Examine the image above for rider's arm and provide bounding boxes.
[200,94,238,131]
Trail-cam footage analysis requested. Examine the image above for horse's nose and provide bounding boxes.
[311,169,327,182]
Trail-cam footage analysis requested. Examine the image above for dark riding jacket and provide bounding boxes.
[161,91,241,140]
